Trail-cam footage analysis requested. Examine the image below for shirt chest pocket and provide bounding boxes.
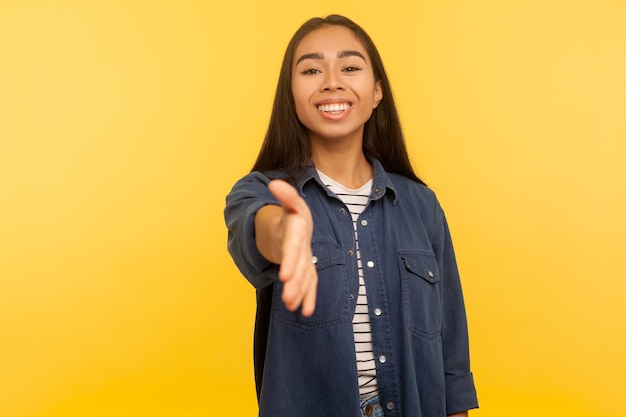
[399,251,442,339]
[274,239,350,331]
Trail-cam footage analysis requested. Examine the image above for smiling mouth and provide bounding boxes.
[318,103,351,113]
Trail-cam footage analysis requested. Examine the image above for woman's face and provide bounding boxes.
[291,25,382,146]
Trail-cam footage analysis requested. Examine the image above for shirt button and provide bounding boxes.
[339,208,346,214]
[360,219,368,227]
[347,249,354,256]
[386,402,394,410]
[366,261,375,268]
[349,294,355,300]
[312,256,318,264]
[378,355,387,364]
[374,308,382,316]
[375,188,381,194]
[428,270,434,277]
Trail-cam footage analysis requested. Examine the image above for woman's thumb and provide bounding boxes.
[268,179,300,213]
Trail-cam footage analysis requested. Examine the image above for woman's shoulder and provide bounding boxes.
[387,172,438,203]
[231,170,288,187]
[386,173,445,232]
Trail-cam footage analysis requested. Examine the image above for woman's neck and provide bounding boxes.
[312,146,373,189]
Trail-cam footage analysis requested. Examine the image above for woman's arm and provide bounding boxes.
[432,202,479,412]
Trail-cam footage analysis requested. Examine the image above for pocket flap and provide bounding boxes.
[312,239,345,270]
[401,253,440,284]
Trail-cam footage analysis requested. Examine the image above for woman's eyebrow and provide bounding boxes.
[295,50,366,65]
[337,50,366,61]
[296,52,324,65]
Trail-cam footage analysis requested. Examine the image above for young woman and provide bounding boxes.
[225,14,478,417]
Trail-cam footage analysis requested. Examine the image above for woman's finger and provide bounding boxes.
[300,268,318,317]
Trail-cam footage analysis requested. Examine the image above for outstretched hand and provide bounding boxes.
[267,179,318,317]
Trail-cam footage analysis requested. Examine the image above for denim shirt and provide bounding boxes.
[224,158,478,417]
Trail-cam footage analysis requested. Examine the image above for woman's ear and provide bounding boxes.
[373,81,383,108]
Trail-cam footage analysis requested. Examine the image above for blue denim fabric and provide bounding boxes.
[361,395,385,417]
[225,157,478,417]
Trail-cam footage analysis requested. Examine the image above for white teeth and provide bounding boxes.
[318,103,351,112]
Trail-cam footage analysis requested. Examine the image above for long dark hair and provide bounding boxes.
[252,14,425,185]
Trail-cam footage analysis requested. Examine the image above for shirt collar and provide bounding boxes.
[294,156,398,204]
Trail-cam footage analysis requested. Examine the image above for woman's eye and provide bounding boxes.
[302,68,321,75]
[343,66,362,72]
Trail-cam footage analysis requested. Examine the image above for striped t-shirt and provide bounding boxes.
[317,170,378,398]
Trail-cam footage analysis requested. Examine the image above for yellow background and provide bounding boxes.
[1,0,625,416]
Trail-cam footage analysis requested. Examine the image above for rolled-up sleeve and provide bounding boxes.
[224,172,280,289]
[432,203,479,414]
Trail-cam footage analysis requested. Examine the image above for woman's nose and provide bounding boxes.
[321,70,344,91]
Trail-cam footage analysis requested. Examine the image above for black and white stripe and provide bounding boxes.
[317,170,378,398]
